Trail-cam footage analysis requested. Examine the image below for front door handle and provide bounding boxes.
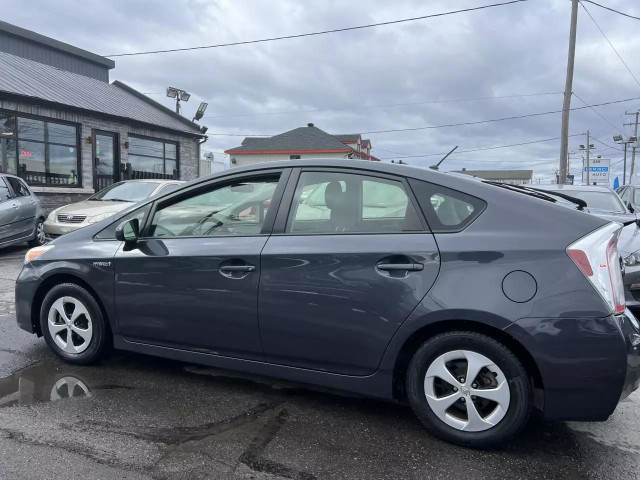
[219,265,256,273]
[376,263,424,272]
[11,203,20,209]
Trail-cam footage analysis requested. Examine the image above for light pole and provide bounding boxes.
[166,87,191,114]
[614,134,638,185]
[579,136,596,185]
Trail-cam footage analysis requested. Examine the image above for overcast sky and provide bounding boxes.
[2,0,640,183]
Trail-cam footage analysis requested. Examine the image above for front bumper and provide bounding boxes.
[624,263,640,313]
[14,262,41,335]
[620,309,640,400]
[43,219,88,237]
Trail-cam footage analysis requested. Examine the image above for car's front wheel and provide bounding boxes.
[28,219,46,247]
[406,331,532,448]
[40,283,109,364]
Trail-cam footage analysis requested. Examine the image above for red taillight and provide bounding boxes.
[567,223,625,315]
[567,249,593,277]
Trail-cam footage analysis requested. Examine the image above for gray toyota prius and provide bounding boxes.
[14,160,640,447]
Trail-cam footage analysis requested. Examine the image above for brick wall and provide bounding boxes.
[0,98,202,211]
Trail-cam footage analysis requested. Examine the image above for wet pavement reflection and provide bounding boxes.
[0,350,638,480]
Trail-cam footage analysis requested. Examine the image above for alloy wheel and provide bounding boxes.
[424,350,510,432]
[36,221,45,245]
[47,296,93,354]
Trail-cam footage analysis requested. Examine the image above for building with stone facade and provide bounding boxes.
[0,20,206,211]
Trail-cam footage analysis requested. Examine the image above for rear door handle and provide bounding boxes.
[11,203,20,209]
[219,265,256,273]
[376,263,424,272]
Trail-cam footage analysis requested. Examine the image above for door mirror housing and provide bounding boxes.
[115,218,140,243]
[627,202,635,213]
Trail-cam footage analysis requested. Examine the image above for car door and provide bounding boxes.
[0,177,21,243]
[4,176,37,237]
[258,168,441,376]
[113,169,289,361]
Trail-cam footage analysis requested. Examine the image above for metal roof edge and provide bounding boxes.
[0,20,115,69]
[0,91,205,138]
[112,80,203,133]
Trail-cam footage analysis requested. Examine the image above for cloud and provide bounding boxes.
[3,0,639,182]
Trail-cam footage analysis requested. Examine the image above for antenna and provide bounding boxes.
[430,145,458,170]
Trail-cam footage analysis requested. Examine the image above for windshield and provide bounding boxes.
[558,190,626,213]
[90,181,160,202]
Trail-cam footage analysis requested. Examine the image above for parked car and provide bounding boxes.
[15,160,640,447]
[617,184,640,213]
[44,179,183,239]
[0,173,45,249]
[535,184,640,314]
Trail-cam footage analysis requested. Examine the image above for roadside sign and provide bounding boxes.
[582,158,610,185]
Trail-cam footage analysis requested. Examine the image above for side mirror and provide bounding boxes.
[628,202,635,213]
[115,218,140,243]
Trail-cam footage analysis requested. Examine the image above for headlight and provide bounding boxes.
[88,212,116,224]
[47,208,60,221]
[25,245,54,264]
[623,251,640,266]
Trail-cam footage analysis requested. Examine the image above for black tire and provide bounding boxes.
[28,219,46,247]
[406,331,532,448]
[40,283,109,365]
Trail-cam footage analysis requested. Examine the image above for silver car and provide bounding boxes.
[0,173,45,249]
[44,180,183,238]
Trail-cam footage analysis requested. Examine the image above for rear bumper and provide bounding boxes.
[504,311,639,421]
[14,262,41,334]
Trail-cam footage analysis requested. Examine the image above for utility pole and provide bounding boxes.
[559,0,579,184]
[624,110,640,182]
[586,130,590,185]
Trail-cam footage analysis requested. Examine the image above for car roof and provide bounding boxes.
[535,184,614,193]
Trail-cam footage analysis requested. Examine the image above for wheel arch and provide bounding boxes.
[391,319,544,404]
[31,273,110,339]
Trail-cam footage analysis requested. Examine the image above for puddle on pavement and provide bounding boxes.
[0,361,130,407]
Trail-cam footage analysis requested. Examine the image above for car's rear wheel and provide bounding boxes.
[40,283,108,365]
[28,219,46,247]
[406,331,531,448]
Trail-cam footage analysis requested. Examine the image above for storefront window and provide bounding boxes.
[0,113,80,186]
[128,136,178,177]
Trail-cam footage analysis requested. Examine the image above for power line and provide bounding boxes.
[202,91,563,119]
[205,96,640,137]
[580,1,640,90]
[359,96,640,134]
[590,135,623,151]
[104,0,531,57]
[378,134,583,160]
[581,0,640,21]
[571,91,623,134]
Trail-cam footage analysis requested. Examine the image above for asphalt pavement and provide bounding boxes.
[1,245,639,479]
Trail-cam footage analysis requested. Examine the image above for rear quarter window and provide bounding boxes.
[408,179,486,233]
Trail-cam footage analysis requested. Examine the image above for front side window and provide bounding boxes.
[148,176,279,237]
[5,176,30,197]
[128,136,178,178]
[287,171,422,234]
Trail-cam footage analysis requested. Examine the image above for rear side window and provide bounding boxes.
[0,178,11,202]
[287,171,423,234]
[409,179,485,232]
